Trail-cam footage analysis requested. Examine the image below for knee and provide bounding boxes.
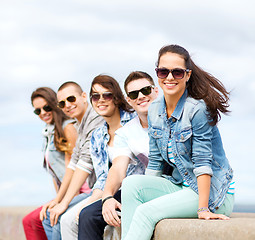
[23,210,40,227]
[122,175,143,200]
[134,203,153,222]
[78,207,90,227]
[22,213,30,227]
[61,211,73,227]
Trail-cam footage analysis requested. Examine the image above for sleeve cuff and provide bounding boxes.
[76,161,93,174]
[193,166,213,177]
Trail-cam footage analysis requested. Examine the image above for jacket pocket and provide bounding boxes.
[148,127,163,139]
[174,128,192,155]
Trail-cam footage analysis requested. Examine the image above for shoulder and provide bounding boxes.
[84,105,104,126]
[149,97,162,112]
[120,109,137,123]
[62,119,76,129]
[115,116,141,137]
[185,97,207,115]
[91,123,107,139]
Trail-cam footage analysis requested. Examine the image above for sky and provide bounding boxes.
[0,0,254,206]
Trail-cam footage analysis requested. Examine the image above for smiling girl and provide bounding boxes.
[121,45,234,240]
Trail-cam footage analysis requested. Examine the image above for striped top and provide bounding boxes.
[167,138,235,194]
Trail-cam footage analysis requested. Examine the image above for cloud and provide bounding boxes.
[0,0,254,206]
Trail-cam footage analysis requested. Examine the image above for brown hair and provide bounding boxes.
[124,71,155,94]
[90,74,133,112]
[157,44,230,125]
[31,87,72,153]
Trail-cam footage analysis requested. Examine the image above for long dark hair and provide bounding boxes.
[157,44,230,125]
[31,87,71,152]
[90,74,133,113]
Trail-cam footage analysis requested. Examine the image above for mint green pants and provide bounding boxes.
[121,175,234,240]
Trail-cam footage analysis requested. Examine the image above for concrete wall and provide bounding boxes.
[1,206,255,240]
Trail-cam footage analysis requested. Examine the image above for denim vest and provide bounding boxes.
[42,119,76,186]
[147,90,233,212]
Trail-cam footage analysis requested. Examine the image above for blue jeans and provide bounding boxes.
[42,192,91,240]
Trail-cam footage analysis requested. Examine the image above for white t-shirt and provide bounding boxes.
[113,116,149,168]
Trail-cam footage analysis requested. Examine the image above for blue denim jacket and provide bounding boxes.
[42,119,76,187]
[147,90,233,212]
[90,109,136,191]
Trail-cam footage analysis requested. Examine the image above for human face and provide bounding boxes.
[126,78,158,116]
[57,85,87,122]
[157,52,191,100]
[91,84,117,118]
[32,97,53,124]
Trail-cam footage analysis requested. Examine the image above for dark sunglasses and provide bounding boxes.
[58,95,76,109]
[34,105,52,115]
[90,92,113,102]
[127,85,154,100]
[155,68,190,79]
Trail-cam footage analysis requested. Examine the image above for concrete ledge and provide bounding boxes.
[0,207,255,240]
[0,206,36,240]
[152,212,255,240]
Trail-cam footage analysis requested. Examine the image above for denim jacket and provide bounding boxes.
[42,119,76,187]
[90,109,136,191]
[147,90,233,212]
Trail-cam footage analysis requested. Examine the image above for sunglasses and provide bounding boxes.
[90,92,113,102]
[34,105,52,115]
[155,68,190,79]
[58,96,76,109]
[127,85,154,100]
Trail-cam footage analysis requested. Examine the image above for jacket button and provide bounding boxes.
[181,135,184,140]
[154,132,157,136]
[184,172,188,175]
[172,118,176,122]
[215,207,219,210]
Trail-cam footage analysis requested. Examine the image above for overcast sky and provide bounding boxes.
[0,0,254,206]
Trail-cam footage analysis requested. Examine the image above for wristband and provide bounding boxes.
[102,196,113,206]
[197,207,210,214]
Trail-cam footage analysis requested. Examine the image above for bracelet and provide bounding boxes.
[197,207,210,214]
[102,196,113,206]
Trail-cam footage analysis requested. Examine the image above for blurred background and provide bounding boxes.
[0,0,254,211]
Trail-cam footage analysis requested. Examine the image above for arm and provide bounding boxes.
[76,188,103,222]
[40,123,77,221]
[49,168,89,226]
[48,114,101,225]
[63,123,78,168]
[191,103,229,220]
[197,174,229,220]
[102,155,130,227]
[146,109,164,176]
[52,178,59,193]
[40,168,74,221]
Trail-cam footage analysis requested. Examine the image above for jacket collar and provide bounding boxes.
[159,89,188,120]
[102,108,135,136]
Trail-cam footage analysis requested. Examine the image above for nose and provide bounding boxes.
[40,108,46,115]
[137,91,145,99]
[65,100,72,108]
[166,72,174,80]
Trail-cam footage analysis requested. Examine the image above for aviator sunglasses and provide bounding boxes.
[127,85,154,100]
[58,95,76,109]
[155,68,190,79]
[34,105,52,115]
[90,92,113,102]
